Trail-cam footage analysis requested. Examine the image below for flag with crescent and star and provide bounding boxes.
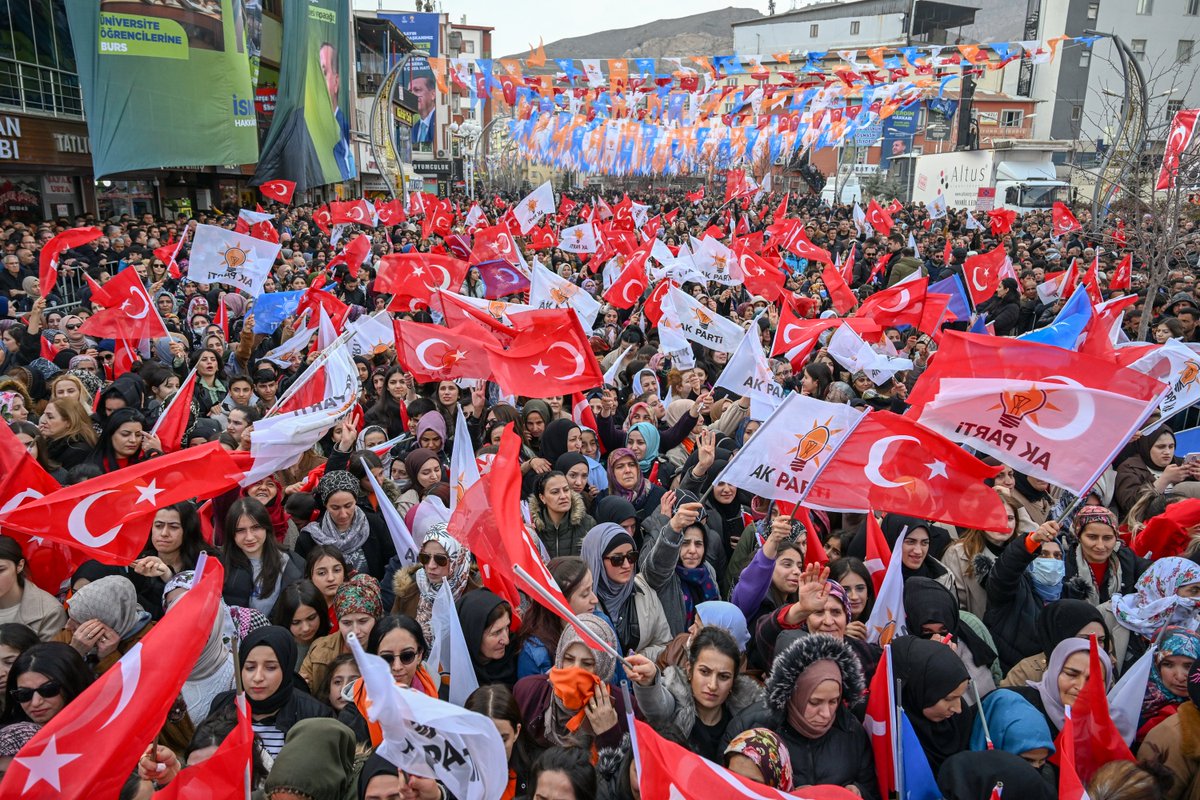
[483,309,604,397]
[395,319,495,384]
[77,265,170,341]
[375,253,470,312]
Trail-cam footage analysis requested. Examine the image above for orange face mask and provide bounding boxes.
[547,666,602,731]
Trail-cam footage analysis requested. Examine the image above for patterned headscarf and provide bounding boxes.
[316,470,360,507]
[605,447,648,502]
[413,522,472,643]
[1073,505,1119,535]
[0,391,21,421]
[333,574,383,620]
[0,722,40,757]
[724,728,794,792]
[1112,557,1200,637]
[1144,626,1200,719]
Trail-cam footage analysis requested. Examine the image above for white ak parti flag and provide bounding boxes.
[188,223,280,296]
[513,181,556,234]
[529,258,601,328]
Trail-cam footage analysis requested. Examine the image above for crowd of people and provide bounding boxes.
[0,182,1197,800]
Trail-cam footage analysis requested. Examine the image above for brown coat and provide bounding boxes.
[299,630,346,695]
[1000,652,1047,688]
[1139,700,1200,800]
[390,563,484,620]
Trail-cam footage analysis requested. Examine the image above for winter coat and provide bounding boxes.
[221,550,305,612]
[1114,455,1167,518]
[886,256,925,287]
[983,532,1045,673]
[722,635,878,800]
[619,574,673,663]
[1063,540,1147,606]
[298,631,345,695]
[1138,700,1200,800]
[529,492,596,559]
[638,520,723,637]
[632,662,760,742]
[940,542,994,618]
[208,686,332,739]
[8,582,67,641]
[389,562,482,624]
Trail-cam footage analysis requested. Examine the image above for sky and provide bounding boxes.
[354,1,770,59]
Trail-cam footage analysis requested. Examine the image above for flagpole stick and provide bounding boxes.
[265,328,355,417]
[971,679,994,750]
[619,680,642,778]
[894,681,906,800]
[1053,493,1087,526]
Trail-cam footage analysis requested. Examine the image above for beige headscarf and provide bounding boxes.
[67,575,147,639]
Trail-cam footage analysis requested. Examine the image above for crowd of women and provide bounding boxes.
[0,187,1197,800]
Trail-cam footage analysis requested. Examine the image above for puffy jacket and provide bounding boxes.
[632,661,760,744]
[529,492,596,558]
[983,532,1044,673]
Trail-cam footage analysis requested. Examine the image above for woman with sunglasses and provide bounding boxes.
[392,522,477,646]
[2,641,93,725]
[580,523,671,663]
[338,614,437,745]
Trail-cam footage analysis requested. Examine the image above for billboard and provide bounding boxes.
[64,1,259,178]
[253,0,355,192]
[879,103,921,169]
[925,99,959,143]
[381,12,440,153]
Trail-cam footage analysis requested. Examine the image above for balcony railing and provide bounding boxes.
[0,58,84,118]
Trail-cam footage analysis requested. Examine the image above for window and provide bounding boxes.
[1136,0,1152,13]
[1168,98,1184,118]
[1179,39,1194,63]
[850,20,860,35]
[810,24,819,37]
[1080,49,1091,67]
[1132,39,1147,58]
[1071,105,1083,121]
[1087,2,1099,19]
[462,40,475,54]
[1189,0,1200,15]
[1001,109,1024,127]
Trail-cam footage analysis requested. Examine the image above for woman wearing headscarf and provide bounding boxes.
[1137,626,1200,741]
[209,627,333,757]
[627,421,665,486]
[985,521,1069,674]
[1064,505,1148,608]
[967,689,1055,769]
[457,589,518,687]
[938,750,1054,800]
[395,447,444,519]
[1013,636,1113,738]
[56,575,154,675]
[1001,598,1110,688]
[513,611,631,751]
[878,514,958,594]
[721,635,877,798]
[555,452,596,512]
[581,522,671,662]
[392,522,477,645]
[540,419,582,466]
[627,626,760,761]
[300,574,384,694]
[656,599,750,672]
[903,577,1002,697]
[1137,659,1200,800]
[1012,472,1058,527]
[297,470,393,580]
[414,410,447,453]
[604,446,665,528]
[1105,556,1200,673]
[723,728,795,792]
[1116,426,1200,518]
[521,399,553,454]
[891,635,977,774]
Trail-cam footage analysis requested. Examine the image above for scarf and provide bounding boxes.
[581,524,639,650]
[163,571,233,681]
[1112,556,1200,637]
[695,600,751,652]
[1026,637,1112,730]
[724,729,794,792]
[244,476,289,542]
[544,613,618,748]
[892,635,976,772]
[66,575,149,639]
[630,422,661,472]
[1144,626,1200,721]
[903,577,996,670]
[308,508,371,574]
[546,667,603,734]
[413,523,472,643]
[675,564,720,628]
[457,589,517,686]
[786,659,843,738]
[606,448,649,503]
[239,625,297,716]
[1070,543,1123,607]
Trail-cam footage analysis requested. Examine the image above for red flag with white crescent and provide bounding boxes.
[259,178,297,204]
[1157,109,1200,190]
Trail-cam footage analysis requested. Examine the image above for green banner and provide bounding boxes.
[253,0,355,192]
[66,1,260,178]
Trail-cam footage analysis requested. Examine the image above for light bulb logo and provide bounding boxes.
[789,417,842,471]
[998,387,1050,429]
[1180,361,1200,389]
[693,307,713,328]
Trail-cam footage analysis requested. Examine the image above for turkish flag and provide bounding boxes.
[1110,253,1132,291]
[773,191,789,222]
[1158,109,1200,189]
[962,244,1007,306]
[733,245,785,302]
[644,279,672,326]
[312,204,332,235]
[150,369,197,453]
[376,253,470,312]
[421,198,454,239]
[865,646,896,795]
[376,198,407,227]
[470,224,522,266]
[603,250,649,309]
[152,697,252,799]
[40,227,102,299]
[571,392,605,455]
[153,229,187,280]
[610,195,635,231]
[806,410,1009,532]
[1052,201,1082,237]
[39,336,59,362]
[864,513,891,593]
[328,199,373,226]
[1056,707,1090,800]
[987,207,1017,236]
[435,290,518,338]
[1078,294,1139,360]
[854,277,928,328]
[395,319,494,383]
[770,219,833,264]
[822,262,858,315]
[327,233,372,279]
[686,186,705,204]
[78,267,169,340]
[0,423,78,594]
[635,719,857,800]
[259,178,296,204]
[1051,636,1133,784]
[1082,254,1103,305]
[293,275,349,328]
[0,558,223,800]
[0,442,244,565]
[527,224,559,251]
[784,291,820,320]
[485,310,604,397]
[865,199,894,236]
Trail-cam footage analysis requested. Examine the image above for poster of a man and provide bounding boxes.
[411,71,437,148]
[319,41,355,180]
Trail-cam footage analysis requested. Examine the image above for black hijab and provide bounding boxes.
[540,419,579,464]
[239,625,297,716]
[891,635,976,773]
[1014,472,1050,504]
[457,589,517,687]
[880,515,950,578]
[1035,599,1107,658]
[553,451,589,477]
[903,577,996,671]
[358,753,399,799]
[593,495,637,527]
[1136,425,1175,470]
[937,750,1054,800]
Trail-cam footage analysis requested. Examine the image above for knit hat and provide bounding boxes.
[1073,505,1118,534]
[333,573,383,619]
[316,470,360,507]
[0,722,40,757]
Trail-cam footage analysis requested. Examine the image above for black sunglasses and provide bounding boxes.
[605,551,639,567]
[12,680,61,703]
[418,552,449,568]
[379,649,419,666]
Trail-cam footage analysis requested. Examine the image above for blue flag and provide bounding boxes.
[1018,288,1093,349]
[969,313,990,335]
[928,274,970,323]
[251,290,304,333]
[900,711,942,800]
[1175,425,1200,456]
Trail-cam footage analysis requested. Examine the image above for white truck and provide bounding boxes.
[907,142,1072,213]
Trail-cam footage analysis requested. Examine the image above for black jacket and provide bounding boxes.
[222,550,305,609]
[1062,541,1147,605]
[983,533,1043,672]
[46,435,94,470]
[295,511,396,581]
[208,686,332,734]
